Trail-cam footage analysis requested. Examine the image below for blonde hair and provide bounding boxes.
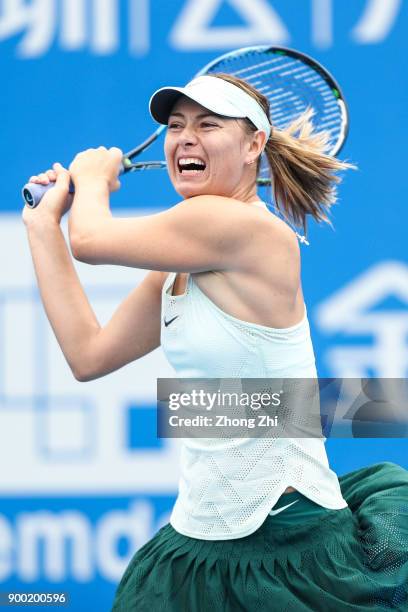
[212,72,355,234]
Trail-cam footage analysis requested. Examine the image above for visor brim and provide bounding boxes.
[149,88,186,125]
[149,85,247,125]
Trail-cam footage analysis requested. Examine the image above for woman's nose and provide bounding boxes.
[179,126,198,147]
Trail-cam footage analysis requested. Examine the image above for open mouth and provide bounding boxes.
[177,157,207,175]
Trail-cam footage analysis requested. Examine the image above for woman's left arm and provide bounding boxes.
[69,147,264,273]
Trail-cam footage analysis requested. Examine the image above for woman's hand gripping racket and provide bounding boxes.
[22,46,349,208]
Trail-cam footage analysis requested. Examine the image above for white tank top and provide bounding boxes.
[161,267,348,540]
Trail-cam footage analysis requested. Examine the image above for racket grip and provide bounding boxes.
[21,180,75,209]
[22,162,126,208]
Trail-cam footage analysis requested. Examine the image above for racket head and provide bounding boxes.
[199,45,348,149]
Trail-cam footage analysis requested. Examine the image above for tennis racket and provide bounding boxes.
[22,46,349,208]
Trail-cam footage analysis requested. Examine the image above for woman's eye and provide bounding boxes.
[168,123,182,130]
[201,122,217,128]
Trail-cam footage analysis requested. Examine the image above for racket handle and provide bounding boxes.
[22,162,126,208]
[22,180,75,209]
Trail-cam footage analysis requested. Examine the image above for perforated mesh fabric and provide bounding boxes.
[161,272,348,540]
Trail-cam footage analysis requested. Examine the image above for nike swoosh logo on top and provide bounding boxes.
[164,315,179,327]
[268,499,299,516]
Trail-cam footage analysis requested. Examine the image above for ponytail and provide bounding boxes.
[265,109,355,233]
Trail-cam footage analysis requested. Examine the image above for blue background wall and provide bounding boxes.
[1,1,407,609]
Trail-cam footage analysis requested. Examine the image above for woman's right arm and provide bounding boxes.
[23,164,163,382]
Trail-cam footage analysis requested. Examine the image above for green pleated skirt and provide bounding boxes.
[112,462,408,611]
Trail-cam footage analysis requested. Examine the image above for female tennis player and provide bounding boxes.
[23,73,408,610]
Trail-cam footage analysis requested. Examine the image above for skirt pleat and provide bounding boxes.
[112,462,408,611]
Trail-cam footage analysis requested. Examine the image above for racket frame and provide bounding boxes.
[23,46,349,207]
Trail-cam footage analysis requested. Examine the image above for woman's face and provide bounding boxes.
[164,96,263,201]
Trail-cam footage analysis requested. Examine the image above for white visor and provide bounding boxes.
[149,75,271,138]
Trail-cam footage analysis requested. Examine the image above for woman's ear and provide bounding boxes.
[246,130,267,165]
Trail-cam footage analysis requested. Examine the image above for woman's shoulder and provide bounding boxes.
[172,196,300,264]
[256,207,301,252]
[227,198,301,247]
